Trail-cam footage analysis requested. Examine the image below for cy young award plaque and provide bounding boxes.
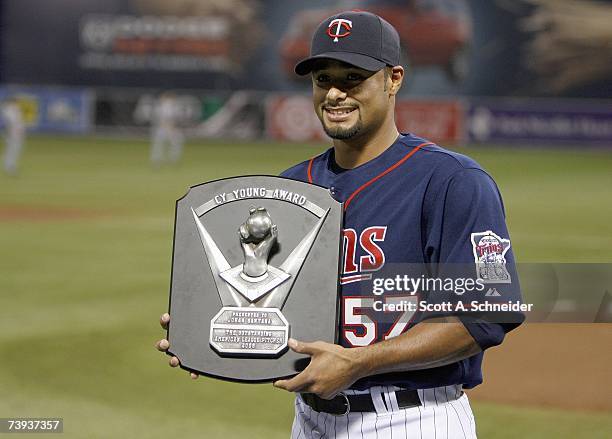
[167,176,343,382]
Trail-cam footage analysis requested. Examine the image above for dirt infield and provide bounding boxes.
[469,324,612,412]
[0,204,103,222]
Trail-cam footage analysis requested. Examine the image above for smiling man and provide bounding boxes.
[273,10,523,439]
[157,9,523,439]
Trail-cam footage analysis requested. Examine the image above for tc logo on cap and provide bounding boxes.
[327,18,352,42]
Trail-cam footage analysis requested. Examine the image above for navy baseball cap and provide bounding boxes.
[295,10,401,76]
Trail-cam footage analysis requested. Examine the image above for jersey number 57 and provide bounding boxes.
[342,296,418,347]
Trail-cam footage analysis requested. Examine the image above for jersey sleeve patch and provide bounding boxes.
[470,230,511,284]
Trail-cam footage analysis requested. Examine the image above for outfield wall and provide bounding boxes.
[2,85,612,147]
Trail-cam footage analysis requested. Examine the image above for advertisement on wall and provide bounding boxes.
[94,90,266,139]
[395,100,464,144]
[266,95,327,142]
[468,100,612,145]
[0,87,92,133]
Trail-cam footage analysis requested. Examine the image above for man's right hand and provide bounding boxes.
[155,312,199,380]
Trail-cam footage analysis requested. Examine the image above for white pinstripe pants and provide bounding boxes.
[291,385,477,439]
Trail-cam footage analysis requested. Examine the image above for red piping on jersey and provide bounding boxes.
[307,157,315,183]
[343,142,432,211]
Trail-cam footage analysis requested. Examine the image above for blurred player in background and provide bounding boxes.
[2,97,25,176]
[150,92,184,167]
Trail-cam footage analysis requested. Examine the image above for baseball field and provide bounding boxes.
[1,135,611,438]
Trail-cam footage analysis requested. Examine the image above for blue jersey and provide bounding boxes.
[281,133,524,391]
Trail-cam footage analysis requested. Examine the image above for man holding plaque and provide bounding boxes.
[157,10,524,438]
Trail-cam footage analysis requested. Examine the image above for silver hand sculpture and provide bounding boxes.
[239,207,277,278]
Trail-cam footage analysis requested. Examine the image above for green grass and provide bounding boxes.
[0,136,611,438]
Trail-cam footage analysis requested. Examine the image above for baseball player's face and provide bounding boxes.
[311,60,391,141]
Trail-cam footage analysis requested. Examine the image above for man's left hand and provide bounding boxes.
[273,338,366,400]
